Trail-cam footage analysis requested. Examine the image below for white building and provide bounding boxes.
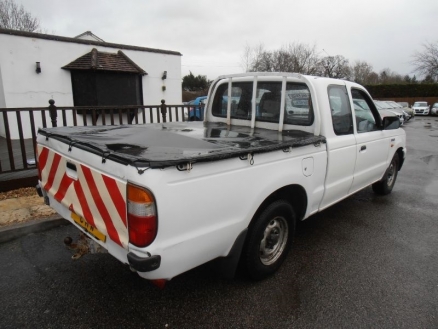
[0,28,182,138]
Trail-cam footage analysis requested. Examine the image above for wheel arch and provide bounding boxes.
[219,184,308,279]
[396,147,405,170]
[250,184,308,226]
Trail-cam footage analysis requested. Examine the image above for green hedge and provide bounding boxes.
[364,84,438,98]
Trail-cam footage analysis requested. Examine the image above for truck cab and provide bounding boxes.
[205,73,405,208]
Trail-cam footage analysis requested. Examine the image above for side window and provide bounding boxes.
[284,83,314,126]
[328,85,353,135]
[351,89,379,133]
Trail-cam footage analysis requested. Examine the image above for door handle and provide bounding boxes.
[360,145,366,152]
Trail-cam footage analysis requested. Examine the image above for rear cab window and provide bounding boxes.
[211,80,314,126]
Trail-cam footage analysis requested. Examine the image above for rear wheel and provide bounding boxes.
[242,200,295,280]
[372,153,399,195]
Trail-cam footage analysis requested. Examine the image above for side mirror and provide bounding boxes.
[382,116,400,130]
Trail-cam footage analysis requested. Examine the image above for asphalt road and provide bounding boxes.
[1,117,437,329]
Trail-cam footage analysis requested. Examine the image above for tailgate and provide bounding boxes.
[38,145,129,249]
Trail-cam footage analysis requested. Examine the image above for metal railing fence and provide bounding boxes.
[0,99,203,191]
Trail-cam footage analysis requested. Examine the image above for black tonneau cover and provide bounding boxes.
[38,122,325,170]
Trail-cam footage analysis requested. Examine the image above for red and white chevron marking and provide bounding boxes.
[38,146,128,248]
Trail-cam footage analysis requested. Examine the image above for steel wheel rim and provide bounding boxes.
[387,161,395,187]
[259,216,289,265]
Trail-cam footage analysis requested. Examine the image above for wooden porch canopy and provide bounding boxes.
[62,48,147,75]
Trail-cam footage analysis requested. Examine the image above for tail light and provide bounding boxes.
[127,183,157,247]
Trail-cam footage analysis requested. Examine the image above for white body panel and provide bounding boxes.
[39,135,327,280]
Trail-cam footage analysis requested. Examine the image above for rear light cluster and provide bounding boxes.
[127,183,158,247]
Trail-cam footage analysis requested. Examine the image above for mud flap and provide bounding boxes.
[215,228,247,279]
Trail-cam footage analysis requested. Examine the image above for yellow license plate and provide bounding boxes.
[71,213,106,242]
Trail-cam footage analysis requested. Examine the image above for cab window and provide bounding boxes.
[212,81,313,126]
[328,85,353,135]
[351,88,379,133]
[211,82,252,119]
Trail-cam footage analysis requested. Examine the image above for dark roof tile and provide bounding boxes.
[62,48,147,75]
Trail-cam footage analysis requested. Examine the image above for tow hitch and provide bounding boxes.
[64,233,107,260]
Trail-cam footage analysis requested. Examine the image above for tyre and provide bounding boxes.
[242,200,296,280]
[372,153,399,195]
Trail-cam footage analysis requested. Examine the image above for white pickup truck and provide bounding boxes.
[36,73,406,284]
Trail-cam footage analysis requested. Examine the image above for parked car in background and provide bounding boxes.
[378,109,399,120]
[395,101,415,118]
[381,101,410,121]
[186,96,207,121]
[387,101,412,121]
[412,101,430,115]
[431,103,438,115]
[352,99,397,123]
[374,101,404,125]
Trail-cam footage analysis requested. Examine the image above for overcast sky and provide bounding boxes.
[18,0,438,80]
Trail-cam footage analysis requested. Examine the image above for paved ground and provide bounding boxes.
[0,116,437,328]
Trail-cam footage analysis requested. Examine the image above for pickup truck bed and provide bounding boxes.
[38,122,326,169]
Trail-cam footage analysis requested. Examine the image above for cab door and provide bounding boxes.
[349,88,390,194]
[319,84,357,210]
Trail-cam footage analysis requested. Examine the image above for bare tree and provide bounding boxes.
[0,0,40,32]
[366,72,379,85]
[241,44,253,72]
[319,55,351,79]
[411,41,438,81]
[379,68,403,84]
[243,42,320,74]
[421,74,435,84]
[351,60,375,85]
[245,43,275,72]
[283,43,320,75]
[241,43,407,85]
[254,49,274,72]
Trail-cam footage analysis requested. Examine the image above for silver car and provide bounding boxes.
[431,103,438,116]
[412,101,430,115]
[374,101,404,125]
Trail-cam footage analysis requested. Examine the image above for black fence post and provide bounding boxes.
[48,99,57,127]
[160,99,167,123]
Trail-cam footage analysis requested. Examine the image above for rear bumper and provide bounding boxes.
[36,183,50,205]
[127,253,161,272]
[36,184,43,197]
